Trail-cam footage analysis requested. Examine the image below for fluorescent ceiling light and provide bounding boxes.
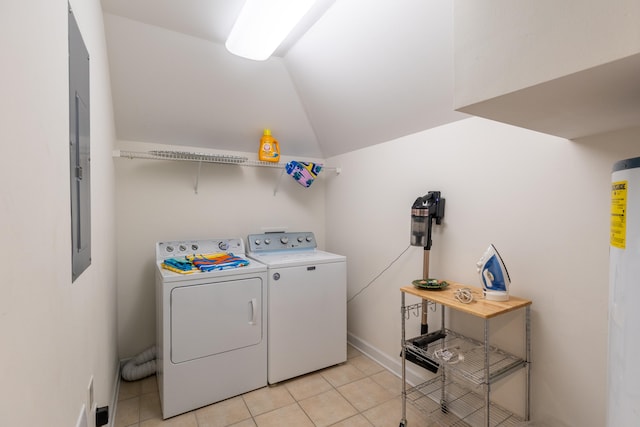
[226,0,318,61]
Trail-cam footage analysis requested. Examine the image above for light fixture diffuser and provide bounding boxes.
[226,0,317,61]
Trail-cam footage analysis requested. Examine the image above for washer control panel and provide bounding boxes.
[247,232,316,253]
[156,238,245,260]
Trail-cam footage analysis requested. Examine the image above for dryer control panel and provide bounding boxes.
[247,232,316,253]
[156,238,245,260]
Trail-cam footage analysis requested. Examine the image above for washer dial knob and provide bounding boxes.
[218,241,229,251]
[280,237,289,244]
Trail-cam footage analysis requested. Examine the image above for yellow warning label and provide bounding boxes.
[611,180,627,249]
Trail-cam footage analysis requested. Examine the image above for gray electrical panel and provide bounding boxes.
[69,5,91,282]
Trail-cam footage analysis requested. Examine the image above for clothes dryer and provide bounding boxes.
[156,238,267,419]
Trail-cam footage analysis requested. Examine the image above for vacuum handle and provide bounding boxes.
[421,249,430,334]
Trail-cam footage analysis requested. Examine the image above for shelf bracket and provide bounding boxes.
[194,160,203,194]
[273,168,286,196]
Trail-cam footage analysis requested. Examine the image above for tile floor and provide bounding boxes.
[115,345,432,427]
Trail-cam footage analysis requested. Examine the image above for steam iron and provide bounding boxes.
[476,244,511,301]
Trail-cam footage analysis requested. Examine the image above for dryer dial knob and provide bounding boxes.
[273,272,280,281]
[166,246,174,253]
[191,244,199,251]
[254,239,261,245]
[218,241,229,251]
[280,237,289,244]
[265,238,271,245]
[306,235,313,242]
[179,244,187,252]
[297,236,304,242]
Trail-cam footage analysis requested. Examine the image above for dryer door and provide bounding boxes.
[170,277,263,363]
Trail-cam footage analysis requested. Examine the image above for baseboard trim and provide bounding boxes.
[347,331,432,387]
[107,360,122,427]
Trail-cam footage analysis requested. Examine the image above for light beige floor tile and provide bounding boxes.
[116,362,435,427]
[362,396,431,427]
[228,419,257,427]
[140,392,162,421]
[254,403,314,427]
[195,396,252,427]
[328,414,373,426]
[349,355,386,376]
[298,389,358,427]
[284,372,333,401]
[242,384,295,416]
[119,380,143,401]
[337,377,394,412]
[320,363,366,388]
[115,397,140,427]
[141,375,158,394]
[370,370,403,396]
[347,344,363,359]
[139,412,198,427]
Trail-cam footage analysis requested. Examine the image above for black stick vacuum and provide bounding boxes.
[405,191,446,373]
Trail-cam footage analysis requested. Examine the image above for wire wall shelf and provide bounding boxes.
[116,149,254,165]
[149,150,248,164]
[113,149,340,195]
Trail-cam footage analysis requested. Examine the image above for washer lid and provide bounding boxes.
[247,249,345,268]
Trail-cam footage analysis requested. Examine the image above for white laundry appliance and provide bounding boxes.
[247,231,347,384]
[155,238,267,419]
[609,157,640,425]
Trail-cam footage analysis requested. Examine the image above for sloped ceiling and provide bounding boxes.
[102,0,466,158]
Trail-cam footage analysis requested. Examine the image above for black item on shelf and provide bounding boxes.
[405,346,439,373]
[411,330,446,347]
[402,330,446,373]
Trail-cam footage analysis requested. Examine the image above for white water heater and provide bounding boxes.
[608,157,640,426]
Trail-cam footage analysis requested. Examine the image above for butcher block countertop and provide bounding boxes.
[401,282,532,319]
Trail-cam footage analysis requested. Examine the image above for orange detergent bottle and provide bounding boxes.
[258,129,280,162]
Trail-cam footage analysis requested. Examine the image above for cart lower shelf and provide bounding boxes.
[406,376,526,427]
[406,329,526,385]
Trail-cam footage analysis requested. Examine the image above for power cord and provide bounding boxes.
[347,244,412,303]
[454,287,474,304]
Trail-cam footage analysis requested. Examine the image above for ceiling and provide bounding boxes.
[101,0,467,158]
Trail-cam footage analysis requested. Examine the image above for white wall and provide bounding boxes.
[114,141,331,358]
[0,1,118,426]
[454,0,640,107]
[103,13,323,158]
[325,117,640,426]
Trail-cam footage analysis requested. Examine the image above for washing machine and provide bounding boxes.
[155,237,267,419]
[247,231,347,384]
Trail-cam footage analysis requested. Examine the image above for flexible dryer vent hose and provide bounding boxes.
[121,346,157,381]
